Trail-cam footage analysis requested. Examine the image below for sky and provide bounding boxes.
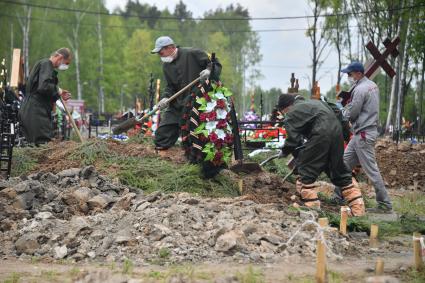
[105,0,353,94]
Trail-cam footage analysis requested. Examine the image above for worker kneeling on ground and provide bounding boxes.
[278,93,365,216]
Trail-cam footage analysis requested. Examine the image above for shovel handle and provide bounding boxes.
[60,96,83,143]
[112,77,200,135]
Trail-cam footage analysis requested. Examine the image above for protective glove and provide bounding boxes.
[157,98,169,109]
[199,69,211,80]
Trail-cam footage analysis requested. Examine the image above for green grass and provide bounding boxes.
[122,258,134,275]
[2,272,21,283]
[11,147,38,176]
[114,156,239,197]
[69,140,239,197]
[400,268,425,283]
[40,270,59,281]
[147,270,166,280]
[235,266,264,283]
[158,247,170,259]
[68,267,80,277]
[319,203,425,237]
[394,192,425,217]
[13,139,239,198]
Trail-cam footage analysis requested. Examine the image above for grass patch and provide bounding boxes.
[114,155,239,197]
[122,258,134,275]
[147,270,166,280]
[24,139,240,198]
[68,267,80,277]
[394,192,425,217]
[40,270,59,281]
[158,247,170,259]
[11,147,38,176]
[400,268,425,283]
[319,207,425,237]
[69,139,113,165]
[235,266,264,283]
[3,272,21,283]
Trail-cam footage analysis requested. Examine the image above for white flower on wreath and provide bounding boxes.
[215,129,226,140]
[215,92,225,99]
[206,121,218,133]
[216,108,228,119]
[206,100,217,112]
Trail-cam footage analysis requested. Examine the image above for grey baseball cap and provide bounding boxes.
[151,36,174,53]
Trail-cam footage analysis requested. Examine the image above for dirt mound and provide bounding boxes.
[375,139,425,190]
[0,167,362,264]
[29,140,187,174]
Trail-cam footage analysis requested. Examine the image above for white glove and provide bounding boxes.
[157,98,169,109]
[199,69,211,80]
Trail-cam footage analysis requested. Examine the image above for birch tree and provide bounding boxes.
[67,1,91,101]
[16,1,31,79]
[97,0,105,113]
[306,0,330,96]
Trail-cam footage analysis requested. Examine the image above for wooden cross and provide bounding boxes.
[365,36,400,78]
[337,36,400,106]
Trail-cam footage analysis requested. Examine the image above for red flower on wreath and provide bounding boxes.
[213,138,224,149]
[207,111,217,121]
[224,133,233,145]
[199,113,208,122]
[213,151,224,165]
[209,132,218,143]
[216,119,227,129]
[216,99,226,109]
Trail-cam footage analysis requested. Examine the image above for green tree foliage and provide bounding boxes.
[0,0,261,114]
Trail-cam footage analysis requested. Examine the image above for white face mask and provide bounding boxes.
[160,48,178,63]
[161,56,174,63]
[348,76,356,85]
[58,62,69,71]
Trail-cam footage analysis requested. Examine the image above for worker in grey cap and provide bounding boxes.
[334,61,392,213]
[151,36,221,151]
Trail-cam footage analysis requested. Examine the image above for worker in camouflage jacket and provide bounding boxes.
[151,36,221,151]
[278,93,365,216]
[19,48,72,145]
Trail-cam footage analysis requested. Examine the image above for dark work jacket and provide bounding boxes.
[282,97,343,154]
[160,47,222,124]
[19,58,60,144]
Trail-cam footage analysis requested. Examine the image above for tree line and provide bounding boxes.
[0,0,424,133]
[0,0,261,114]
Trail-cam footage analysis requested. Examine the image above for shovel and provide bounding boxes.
[112,76,201,135]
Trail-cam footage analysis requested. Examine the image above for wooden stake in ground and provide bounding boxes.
[339,206,348,236]
[370,224,379,248]
[60,97,84,143]
[375,257,384,275]
[315,239,327,283]
[413,232,424,271]
[318,218,328,228]
[238,179,243,194]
